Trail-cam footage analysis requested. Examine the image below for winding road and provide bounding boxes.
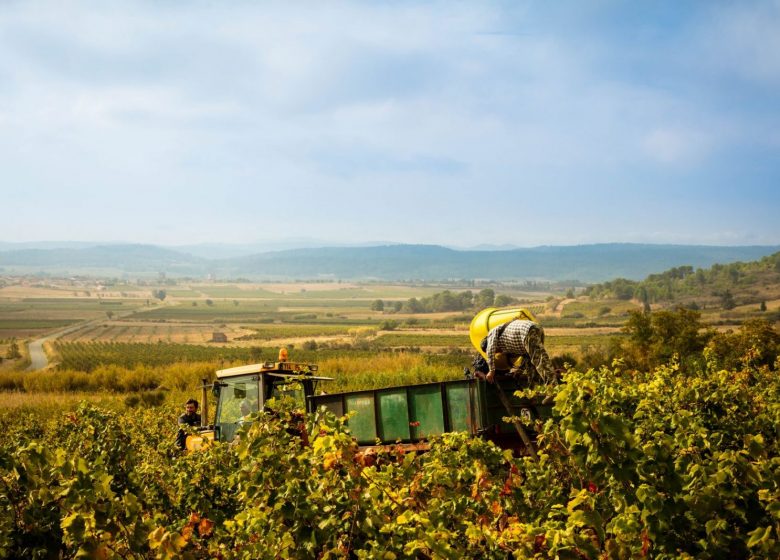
[25,306,151,371]
[26,319,101,371]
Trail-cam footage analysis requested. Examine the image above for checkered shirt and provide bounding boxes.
[485,319,538,374]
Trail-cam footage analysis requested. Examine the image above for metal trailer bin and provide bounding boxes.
[309,379,480,446]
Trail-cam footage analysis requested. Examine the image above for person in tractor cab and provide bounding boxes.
[237,399,254,428]
[176,398,201,449]
[483,319,556,386]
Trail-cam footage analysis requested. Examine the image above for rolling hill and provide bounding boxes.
[0,242,778,283]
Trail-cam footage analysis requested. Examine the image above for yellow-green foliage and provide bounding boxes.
[0,362,218,393]
[0,352,462,395]
[319,353,458,392]
[0,356,778,559]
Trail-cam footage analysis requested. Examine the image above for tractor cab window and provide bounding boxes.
[217,375,260,425]
[270,379,305,408]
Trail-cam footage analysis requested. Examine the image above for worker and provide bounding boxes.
[484,319,556,386]
[177,398,201,449]
[237,399,254,427]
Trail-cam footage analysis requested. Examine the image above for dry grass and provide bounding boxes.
[0,391,123,410]
[0,286,70,298]
[546,326,622,336]
[318,353,458,392]
[263,282,360,293]
[58,322,255,344]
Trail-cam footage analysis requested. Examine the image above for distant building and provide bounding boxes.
[211,332,228,343]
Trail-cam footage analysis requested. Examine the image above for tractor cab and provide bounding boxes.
[211,360,332,443]
[185,359,332,450]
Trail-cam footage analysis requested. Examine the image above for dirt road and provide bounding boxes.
[25,307,150,371]
[26,320,101,371]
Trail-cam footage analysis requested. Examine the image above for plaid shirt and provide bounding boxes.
[485,319,538,373]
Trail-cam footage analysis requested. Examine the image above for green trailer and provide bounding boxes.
[309,377,552,453]
[191,360,552,455]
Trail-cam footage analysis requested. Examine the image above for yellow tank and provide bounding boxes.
[185,430,215,452]
[469,307,538,358]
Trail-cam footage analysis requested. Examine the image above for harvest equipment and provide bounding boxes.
[187,308,552,455]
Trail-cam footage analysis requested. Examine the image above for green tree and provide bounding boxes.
[476,288,495,308]
[611,278,637,300]
[622,310,653,367]
[494,294,514,306]
[649,307,709,365]
[370,299,385,312]
[153,289,166,302]
[6,339,21,360]
[707,318,780,370]
[402,298,424,313]
[720,290,736,310]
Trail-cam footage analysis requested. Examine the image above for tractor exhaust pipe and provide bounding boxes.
[201,377,209,427]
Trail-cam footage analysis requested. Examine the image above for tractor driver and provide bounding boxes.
[177,398,201,449]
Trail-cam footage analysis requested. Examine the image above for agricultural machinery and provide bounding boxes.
[186,308,552,456]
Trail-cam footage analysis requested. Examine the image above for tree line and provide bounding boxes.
[571,307,780,373]
[371,288,517,314]
[583,251,780,306]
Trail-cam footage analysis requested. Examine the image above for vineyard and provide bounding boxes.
[1,272,779,557]
[0,356,778,559]
[54,342,256,371]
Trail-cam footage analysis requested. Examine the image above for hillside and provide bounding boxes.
[0,242,778,282]
[584,251,780,313]
[0,244,207,276]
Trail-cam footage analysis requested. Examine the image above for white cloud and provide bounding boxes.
[642,127,712,165]
[0,1,777,245]
[697,0,780,87]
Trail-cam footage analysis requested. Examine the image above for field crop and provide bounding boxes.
[54,341,253,371]
[131,302,279,321]
[372,332,470,348]
[198,286,281,298]
[0,285,777,557]
[544,333,622,352]
[197,285,384,300]
[0,358,777,559]
[0,318,77,330]
[163,289,203,297]
[60,323,254,344]
[237,324,356,340]
[558,299,639,318]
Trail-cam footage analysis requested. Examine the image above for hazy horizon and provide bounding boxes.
[2,238,779,252]
[1,1,779,247]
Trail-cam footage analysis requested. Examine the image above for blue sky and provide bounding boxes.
[0,1,778,248]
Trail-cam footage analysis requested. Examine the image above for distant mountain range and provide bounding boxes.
[0,242,777,283]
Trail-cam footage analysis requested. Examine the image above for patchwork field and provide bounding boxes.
[1,271,776,380]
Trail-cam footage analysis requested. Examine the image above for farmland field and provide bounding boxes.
[0,275,631,393]
[1,353,778,559]
[1,273,774,377]
[0,271,778,558]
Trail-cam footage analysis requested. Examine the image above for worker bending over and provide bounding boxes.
[484,319,556,386]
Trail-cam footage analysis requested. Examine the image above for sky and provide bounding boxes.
[0,0,779,249]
